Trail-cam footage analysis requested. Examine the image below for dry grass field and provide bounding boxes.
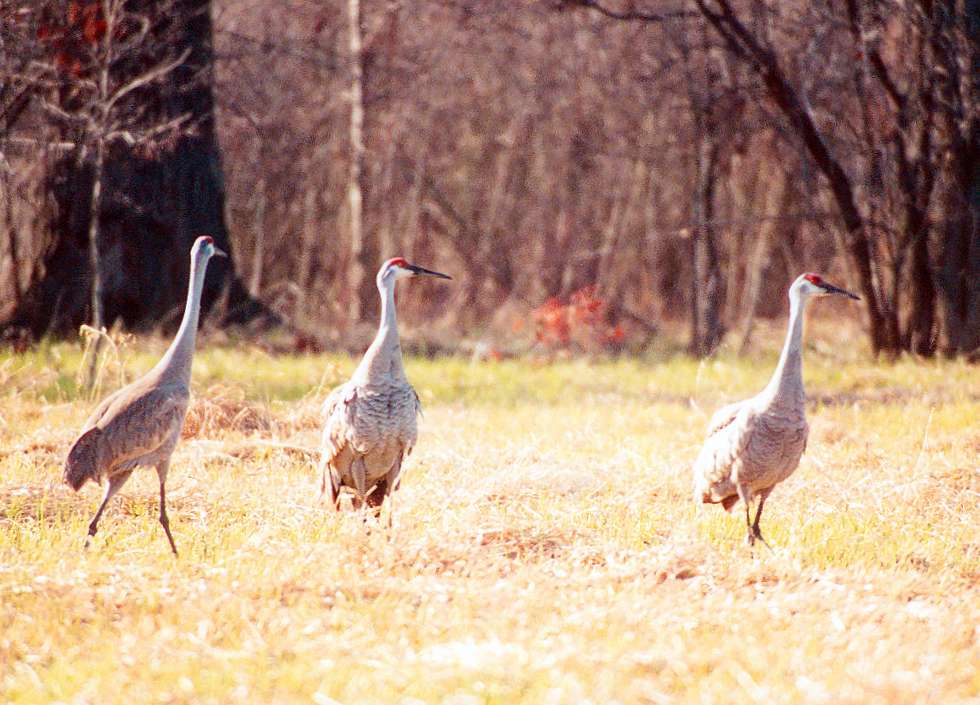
[1,325,978,704]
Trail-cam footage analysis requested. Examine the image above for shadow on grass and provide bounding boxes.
[809,388,980,407]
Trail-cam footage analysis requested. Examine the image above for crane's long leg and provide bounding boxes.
[751,488,773,551]
[384,487,394,531]
[736,483,754,545]
[318,457,327,501]
[85,470,133,548]
[350,455,378,527]
[379,454,403,530]
[156,461,178,556]
[319,457,341,510]
[351,456,368,507]
[365,478,387,520]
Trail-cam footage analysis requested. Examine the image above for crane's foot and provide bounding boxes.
[84,521,100,550]
[319,475,341,510]
[160,516,179,557]
[350,496,375,530]
[749,526,773,553]
[362,481,386,525]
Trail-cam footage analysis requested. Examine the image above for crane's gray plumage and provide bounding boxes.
[64,236,225,555]
[319,258,450,518]
[693,273,859,546]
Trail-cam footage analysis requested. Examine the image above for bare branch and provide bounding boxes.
[39,98,90,126]
[556,0,697,22]
[844,0,905,110]
[105,111,193,145]
[2,136,77,153]
[105,47,192,112]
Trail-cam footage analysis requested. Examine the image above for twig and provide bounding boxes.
[78,324,122,394]
[560,0,697,22]
[189,439,319,457]
[910,406,934,476]
[106,47,192,111]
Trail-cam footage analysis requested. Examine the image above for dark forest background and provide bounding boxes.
[1,0,977,358]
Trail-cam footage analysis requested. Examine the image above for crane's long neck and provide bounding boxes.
[762,291,807,409]
[354,278,407,383]
[155,252,208,386]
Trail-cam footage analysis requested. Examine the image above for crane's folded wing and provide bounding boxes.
[705,400,746,437]
[694,405,757,492]
[321,384,360,462]
[92,383,190,469]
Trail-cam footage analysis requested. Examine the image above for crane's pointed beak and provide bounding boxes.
[408,264,451,280]
[821,281,859,300]
[212,246,228,258]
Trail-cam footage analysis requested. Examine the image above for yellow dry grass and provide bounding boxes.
[1,326,978,704]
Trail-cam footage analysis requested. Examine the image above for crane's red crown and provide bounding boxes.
[201,235,214,245]
[386,257,410,269]
[803,273,824,286]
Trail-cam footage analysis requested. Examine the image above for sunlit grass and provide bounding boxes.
[1,324,978,704]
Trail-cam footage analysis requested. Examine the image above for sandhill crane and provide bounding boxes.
[63,235,226,555]
[319,257,451,520]
[693,273,859,547]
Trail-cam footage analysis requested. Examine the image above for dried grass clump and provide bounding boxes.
[275,396,325,435]
[0,482,70,523]
[182,384,278,439]
[477,526,579,562]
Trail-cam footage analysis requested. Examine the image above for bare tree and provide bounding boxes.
[346,0,369,323]
[28,0,192,382]
[346,0,403,324]
[933,0,980,357]
[560,0,977,358]
[2,0,266,344]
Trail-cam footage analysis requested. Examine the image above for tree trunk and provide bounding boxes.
[938,174,980,356]
[738,167,788,354]
[689,132,724,357]
[83,137,106,387]
[249,175,266,299]
[695,0,896,356]
[906,224,936,357]
[296,179,319,322]
[937,0,980,356]
[347,0,376,324]
[1,169,22,310]
[86,138,106,334]
[0,0,267,338]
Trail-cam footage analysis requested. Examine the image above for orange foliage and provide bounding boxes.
[533,297,571,347]
[36,1,107,78]
[83,16,107,44]
[530,285,630,353]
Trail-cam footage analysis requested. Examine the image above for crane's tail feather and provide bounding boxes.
[698,491,740,513]
[64,428,102,491]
